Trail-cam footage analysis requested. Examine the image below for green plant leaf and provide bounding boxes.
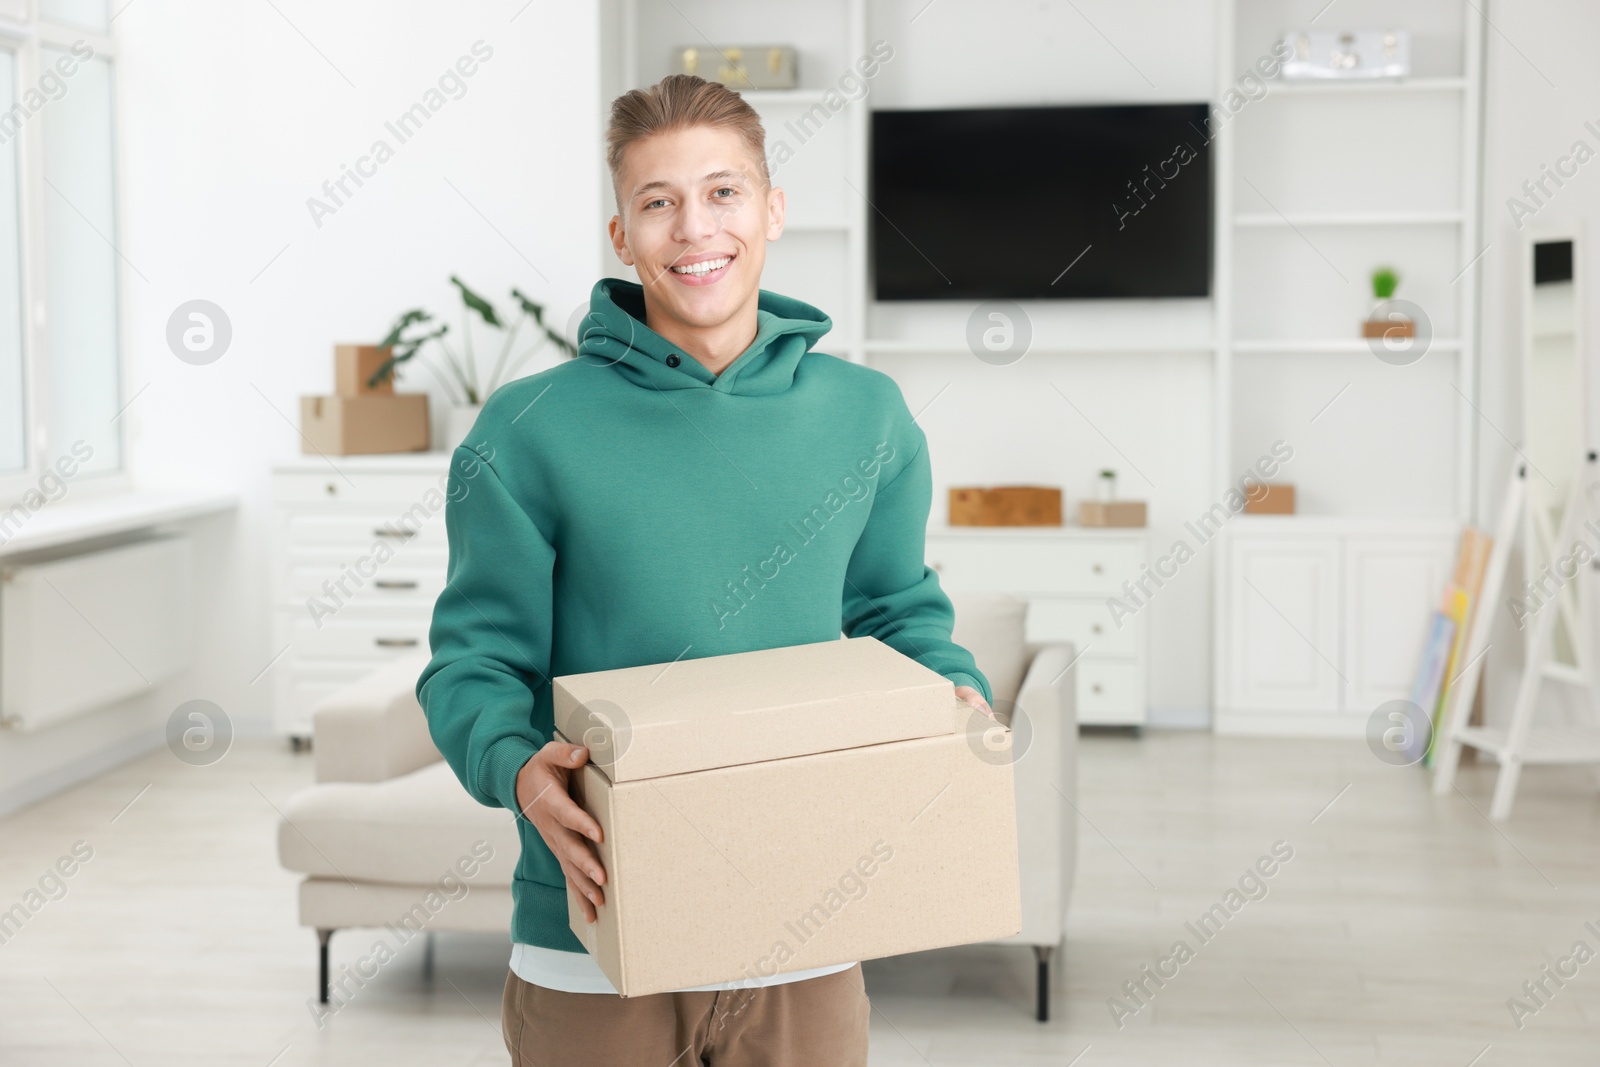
[451,274,502,328]
[379,309,429,348]
[511,287,546,326]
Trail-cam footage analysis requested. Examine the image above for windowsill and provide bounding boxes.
[0,487,238,558]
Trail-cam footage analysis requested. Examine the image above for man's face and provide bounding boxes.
[609,125,784,332]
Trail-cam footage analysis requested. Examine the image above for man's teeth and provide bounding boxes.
[671,256,732,276]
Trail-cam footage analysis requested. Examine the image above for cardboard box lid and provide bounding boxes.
[552,636,958,782]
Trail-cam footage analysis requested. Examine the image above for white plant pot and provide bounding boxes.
[440,403,483,452]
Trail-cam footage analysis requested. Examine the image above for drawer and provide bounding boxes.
[285,512,447,552]
[928,536,1144,595]
[286,613,433,660]
[283,550,448,609]
[274,470,452,506]
[1075,659,1145,726]
[1026,598,1140,658]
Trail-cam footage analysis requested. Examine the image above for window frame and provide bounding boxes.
[0,2,126,506]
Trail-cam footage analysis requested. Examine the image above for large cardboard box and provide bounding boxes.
[299,394,429,455]
[552,636,1021,997]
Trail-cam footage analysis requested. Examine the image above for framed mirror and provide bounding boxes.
[1520,226,1586,673]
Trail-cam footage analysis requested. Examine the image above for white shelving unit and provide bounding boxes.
[598,1,1484,736]
[1212,0,1486,735]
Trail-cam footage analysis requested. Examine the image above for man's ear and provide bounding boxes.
[608,213,634,266]
[765,185,786,242]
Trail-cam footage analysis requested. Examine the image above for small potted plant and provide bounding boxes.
[370,276,577,449]
[1097,469,1117,502]
[1361,267,1413,338]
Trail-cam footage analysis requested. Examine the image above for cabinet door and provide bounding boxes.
[1342,536,1457,712]
[1227,537,1341,711]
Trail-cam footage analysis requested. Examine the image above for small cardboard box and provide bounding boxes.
[1078,500,1147,528]
[1245,483,1296,515]
[552,636,1021,997]
[299,394,429,455]
[334,345,395,397]
[949,486,1062,526]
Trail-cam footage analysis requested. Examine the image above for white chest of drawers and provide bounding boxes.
[270,454,453,739]
[925,526,1149,727]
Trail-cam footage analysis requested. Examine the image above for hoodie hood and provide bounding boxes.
[578,277,833,397]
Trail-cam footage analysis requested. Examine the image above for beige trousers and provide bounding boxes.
[501,962,870,1066]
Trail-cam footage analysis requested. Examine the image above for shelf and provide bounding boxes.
[863,340,1216,355]
[1234,211,1463,227]
[1231,339,1462,354]
[0,488,237,558]
[1266,76,1468,95]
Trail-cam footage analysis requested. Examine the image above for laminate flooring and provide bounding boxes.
[1,731,1596,1065]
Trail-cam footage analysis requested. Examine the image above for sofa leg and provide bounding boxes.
[1032,945,1053,1022]
[318,928,334,1005]
[421,930,436,983]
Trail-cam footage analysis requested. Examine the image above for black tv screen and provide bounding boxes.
[870,103,1213,300]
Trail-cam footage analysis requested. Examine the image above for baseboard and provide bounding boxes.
[0,726,166,818]
[1146,706,1211,730]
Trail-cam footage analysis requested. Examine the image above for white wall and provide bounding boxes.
[110,0,600,742]
[1475,0,1600,726]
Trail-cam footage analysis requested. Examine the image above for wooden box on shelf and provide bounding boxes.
[949,487,1062,526]
[1077,501,1147,528]
[1360,318,1415,339]
[1244,484,1296,515]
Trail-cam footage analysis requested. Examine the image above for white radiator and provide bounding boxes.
[1,534,194,731]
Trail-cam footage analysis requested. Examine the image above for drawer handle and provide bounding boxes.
[1091,563,1104,574]
[1091,624,1103,634]
[324,483,338,497]
[931,561,943,572]
[373,526,416,540]
[375,637,420,648]
[1092,683,1103,694]
[374,579,419,590]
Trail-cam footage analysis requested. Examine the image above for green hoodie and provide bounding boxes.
[416,276,992,952]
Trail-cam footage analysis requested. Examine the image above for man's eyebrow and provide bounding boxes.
[632,170,750,199]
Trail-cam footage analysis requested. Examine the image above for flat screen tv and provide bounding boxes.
[870,103,1213,300]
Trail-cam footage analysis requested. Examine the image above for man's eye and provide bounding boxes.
[645,198,668,209]
[713,187,737,198]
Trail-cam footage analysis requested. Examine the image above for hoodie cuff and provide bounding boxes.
[480,734,544,819]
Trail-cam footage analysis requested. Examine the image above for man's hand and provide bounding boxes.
[955,685,995,720]
[516,741,607,924]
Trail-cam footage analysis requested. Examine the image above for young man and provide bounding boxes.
[417,73,994,1066]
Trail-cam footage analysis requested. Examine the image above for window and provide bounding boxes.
[0,0,123,498]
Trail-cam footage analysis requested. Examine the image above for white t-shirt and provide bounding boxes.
[510,943,857,995]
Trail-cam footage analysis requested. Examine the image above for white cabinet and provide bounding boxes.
[1217,518,1458,736]
[926,527,1148,727]
[1227,537,1342,714]
[270,455,453,739]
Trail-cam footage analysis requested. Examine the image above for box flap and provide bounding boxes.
[552,636,958,782]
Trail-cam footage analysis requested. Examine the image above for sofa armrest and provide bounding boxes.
[1011,642,1080,946]
[312,651,440,784]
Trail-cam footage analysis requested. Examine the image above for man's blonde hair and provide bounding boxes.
[605,73,770,213]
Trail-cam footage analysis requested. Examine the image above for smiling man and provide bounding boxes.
[417,73,992,1066]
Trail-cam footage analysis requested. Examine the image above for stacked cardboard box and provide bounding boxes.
[552,635,1021,997]
[300,344,430,455]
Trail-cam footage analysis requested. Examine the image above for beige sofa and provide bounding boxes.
[277,591,1078,1020]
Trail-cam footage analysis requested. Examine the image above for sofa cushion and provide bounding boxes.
[279,760,522,886]
[947,590,1029,711]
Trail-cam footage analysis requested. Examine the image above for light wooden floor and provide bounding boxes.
[2,731,1597,1065]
